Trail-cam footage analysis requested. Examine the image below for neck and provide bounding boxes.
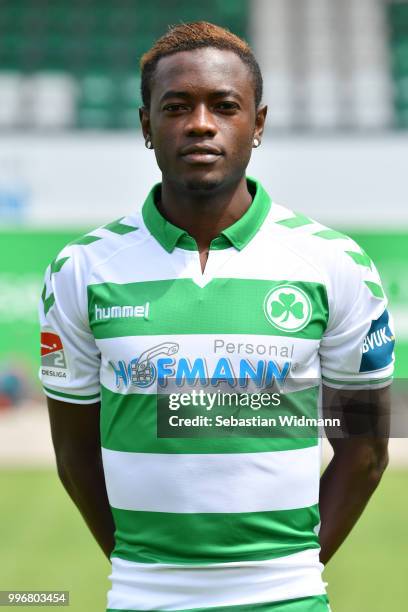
[157,175,253,252]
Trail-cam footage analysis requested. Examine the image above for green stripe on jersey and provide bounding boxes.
[88,279,329,340]
[103,218,138,235]
[322,374,392,386]
[107,594,330,612]
[50,256,70,274]
[110,504,320,565]
[69,234,101,246]
[345,250,372,268]
[100,386,319,453]
[313,229,347,240]
[43,386,100,401]
[365,280,385,298]
[277,214,313,229]
[42,291,55,316]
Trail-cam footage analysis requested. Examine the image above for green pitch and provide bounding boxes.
[0,468,406,612]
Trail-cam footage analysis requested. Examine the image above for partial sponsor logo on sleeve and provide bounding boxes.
[359,309,395,373]
[41,330,70,381]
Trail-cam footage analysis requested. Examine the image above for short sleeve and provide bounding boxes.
[319,246,395,389]
[39,250,101,404]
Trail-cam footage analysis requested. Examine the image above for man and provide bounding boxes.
[40,22,394,612]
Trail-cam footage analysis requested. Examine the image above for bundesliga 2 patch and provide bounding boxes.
[41,329,70,381]
[360,309,395,373]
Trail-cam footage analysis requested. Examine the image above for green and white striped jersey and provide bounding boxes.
[39,177,394,612]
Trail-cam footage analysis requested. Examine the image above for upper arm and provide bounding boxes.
[47,397,101,456]
[322,384,390,453]
[40,248,103,461]
[318,242,394,460]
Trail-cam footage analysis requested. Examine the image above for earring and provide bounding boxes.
[145,138,153,149]
[253,138,260,148]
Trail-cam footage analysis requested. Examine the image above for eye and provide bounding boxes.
[163,103,189,112]
[216,101,240,112]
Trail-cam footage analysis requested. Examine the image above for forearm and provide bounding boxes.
[319,439,388,565]
[56,450,115,560]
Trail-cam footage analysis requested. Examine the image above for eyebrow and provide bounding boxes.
[159,89,243,103]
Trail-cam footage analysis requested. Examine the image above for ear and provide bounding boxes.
[139,107,151,141]
[254,104,268,141]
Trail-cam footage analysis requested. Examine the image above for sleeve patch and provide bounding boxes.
[360,309,395,373]
[40,330,70,382]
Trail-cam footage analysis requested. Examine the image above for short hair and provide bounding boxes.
[140,21,263,109]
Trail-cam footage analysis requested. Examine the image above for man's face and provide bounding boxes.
[141,47,266,193]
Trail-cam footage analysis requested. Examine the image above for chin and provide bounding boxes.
[185,180,220,192]
[183,174,223,193]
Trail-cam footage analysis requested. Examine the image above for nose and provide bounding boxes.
[185,103,217,137]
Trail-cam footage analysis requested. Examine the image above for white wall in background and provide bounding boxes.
[0,134,407,229]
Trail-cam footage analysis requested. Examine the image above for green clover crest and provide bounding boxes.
[271,292,304,322]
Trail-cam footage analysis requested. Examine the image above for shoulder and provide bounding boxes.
[41,214,146,322]
[262,202,387,330]
[265,202,379,283]
[47,214,143,280]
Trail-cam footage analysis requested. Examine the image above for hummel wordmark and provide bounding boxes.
[94,303,150,321]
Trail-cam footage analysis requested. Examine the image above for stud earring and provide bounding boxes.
[145,138,153,149]
[253,138,260,148]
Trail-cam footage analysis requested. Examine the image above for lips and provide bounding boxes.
[180,144,223,164]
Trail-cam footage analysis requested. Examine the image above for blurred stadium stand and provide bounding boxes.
[388,0,408,127]
[0,0,247,130]
[253,0,394,129]
[0,0,406,131]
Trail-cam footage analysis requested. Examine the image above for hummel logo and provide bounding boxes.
[95,302,150,321]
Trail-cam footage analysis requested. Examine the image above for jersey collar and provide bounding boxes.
[141,176,271,253]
